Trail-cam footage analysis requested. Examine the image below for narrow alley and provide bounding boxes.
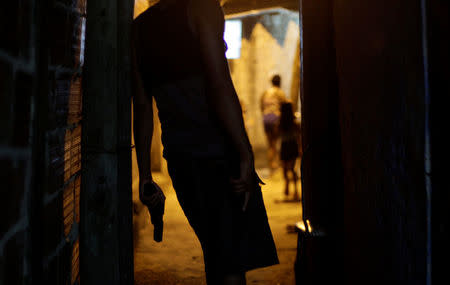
[3,1,447,284]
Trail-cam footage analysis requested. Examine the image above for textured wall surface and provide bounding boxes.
[333,1,427,283]
[0,0,86,284]
[299,0,430,284]
[81,0,134,284]
[43,1,86,283]
[228,10,299,151]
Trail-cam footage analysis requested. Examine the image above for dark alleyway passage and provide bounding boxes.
[133,162,302,285]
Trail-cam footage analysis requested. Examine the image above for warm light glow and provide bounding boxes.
[134,0,150,18]
[296,219,313,233]
[306,219,312,232]
[134,0,159,18]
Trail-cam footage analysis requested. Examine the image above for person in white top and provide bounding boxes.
[260,75,287,171]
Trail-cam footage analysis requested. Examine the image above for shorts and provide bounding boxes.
[263,113,279,138]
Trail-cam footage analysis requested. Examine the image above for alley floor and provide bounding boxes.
[133,163,302,285]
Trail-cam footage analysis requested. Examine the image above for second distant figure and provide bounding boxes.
[279,102,301,200]
[260,75,287,171]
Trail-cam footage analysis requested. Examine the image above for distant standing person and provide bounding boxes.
[279,102,301,200]
[260,74,286,171]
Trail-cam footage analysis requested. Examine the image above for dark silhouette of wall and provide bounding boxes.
[1,0,85,283]
[428,0,450,283]
[0,1,37,283]
[81,0,134,284]
[296,1,343,284]
[298,0,449,284]
[334,1,427,283]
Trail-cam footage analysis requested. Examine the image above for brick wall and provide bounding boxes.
[42,1,86,283]
[0,0,86,284]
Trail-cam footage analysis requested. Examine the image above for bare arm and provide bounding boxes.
[189,0,259,199]
[190,0,252,161]
[131,24,153,184]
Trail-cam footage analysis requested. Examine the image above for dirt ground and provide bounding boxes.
[133,163,302,285]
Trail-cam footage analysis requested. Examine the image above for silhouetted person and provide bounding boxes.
[279,102,301,200]
[131,0,279,284]
[260,74,286,171]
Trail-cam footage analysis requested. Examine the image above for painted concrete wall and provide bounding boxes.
[228,10,300,151]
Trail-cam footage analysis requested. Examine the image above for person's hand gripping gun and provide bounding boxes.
[140,181,166,242]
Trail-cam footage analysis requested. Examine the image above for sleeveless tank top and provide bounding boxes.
[133,1,230,159]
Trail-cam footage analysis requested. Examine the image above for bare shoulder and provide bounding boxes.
[277,88,287,98]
